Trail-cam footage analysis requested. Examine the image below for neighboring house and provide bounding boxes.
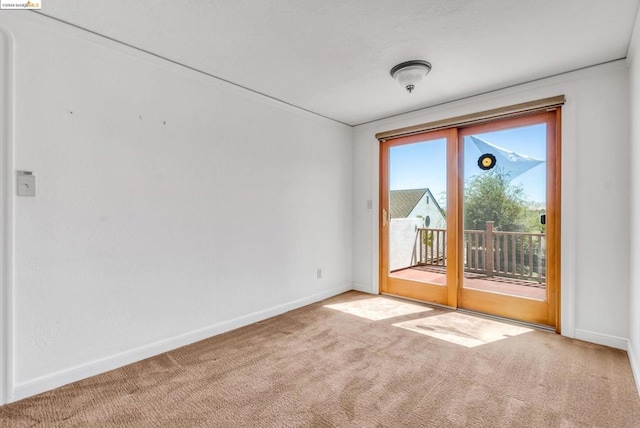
[390,188,446,229]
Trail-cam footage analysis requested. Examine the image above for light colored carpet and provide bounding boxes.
[1,291,639,427]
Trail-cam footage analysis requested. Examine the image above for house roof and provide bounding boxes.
[390,189,427,218]
[390,188,445,219]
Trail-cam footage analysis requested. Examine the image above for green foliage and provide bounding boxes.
[423,230,433,247]
[524,208,546,234]
[464,171,536,232]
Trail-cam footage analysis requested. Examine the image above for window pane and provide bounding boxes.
[462,124,547,300]
[388,138,447,286]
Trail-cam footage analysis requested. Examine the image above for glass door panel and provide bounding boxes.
[380,128,457,307]
[389,138,448,285]
[462,124,547,300]
[457,111,558,327]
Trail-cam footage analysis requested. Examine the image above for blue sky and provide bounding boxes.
[389,123,547,204]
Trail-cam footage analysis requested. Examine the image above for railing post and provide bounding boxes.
[485,221,494,277]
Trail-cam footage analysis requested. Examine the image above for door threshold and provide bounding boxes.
[380,292,456,310]
[380,292,556,333]
[456,308,557,333]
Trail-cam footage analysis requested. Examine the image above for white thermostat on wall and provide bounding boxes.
[17,171,36,197]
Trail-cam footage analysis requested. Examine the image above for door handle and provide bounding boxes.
[382,208,387,227]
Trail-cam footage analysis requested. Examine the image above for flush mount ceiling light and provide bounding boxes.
[390,60,432,93]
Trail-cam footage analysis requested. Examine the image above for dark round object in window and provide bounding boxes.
[424,216,431,227]
[478,153,496,170]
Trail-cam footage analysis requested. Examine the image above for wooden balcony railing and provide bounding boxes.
[419,228,446,267]
[417,221,546,283]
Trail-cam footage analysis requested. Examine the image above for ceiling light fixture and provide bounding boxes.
[390,60,432,93]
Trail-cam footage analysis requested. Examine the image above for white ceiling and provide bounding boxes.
[38,0,640,126]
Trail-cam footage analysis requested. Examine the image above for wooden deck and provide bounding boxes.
[390,265,546,300]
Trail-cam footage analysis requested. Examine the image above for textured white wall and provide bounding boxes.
[352,61,630,344]
[628,9,640,390]
[0,13,352,400]
[0,28,8,406]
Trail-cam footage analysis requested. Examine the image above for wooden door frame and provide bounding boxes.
[550,108,562,332]
[456,111,560,330]
[379,109,561,331]
[379,128,459,307]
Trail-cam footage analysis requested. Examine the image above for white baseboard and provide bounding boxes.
[12,284,352,402]
[628,341,640,397]
[351,282,375,294]
[574,329,628,350]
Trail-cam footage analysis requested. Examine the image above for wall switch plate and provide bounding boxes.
[317,268,322,279]
[17,171,36,197]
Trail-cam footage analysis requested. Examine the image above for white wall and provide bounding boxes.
[353,61,630,347]
[0,13,353,402]
[389,218,422,271]
[1,8,637,404]
[627,8,640,392]
[407,193,446,229]
[0,27,9,406]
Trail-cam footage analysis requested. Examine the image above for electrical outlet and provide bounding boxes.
[317,268,322,279]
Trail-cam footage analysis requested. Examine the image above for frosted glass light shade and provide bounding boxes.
[390,60,432,93]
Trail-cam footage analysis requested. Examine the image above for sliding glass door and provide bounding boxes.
[380,129,458,306]
[380,111,560,329]
[457,112,559,326]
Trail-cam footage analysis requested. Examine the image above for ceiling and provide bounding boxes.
[38,0,640,126]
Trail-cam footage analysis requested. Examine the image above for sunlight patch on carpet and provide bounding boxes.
[324,297,432,321]
[393,312,532,347]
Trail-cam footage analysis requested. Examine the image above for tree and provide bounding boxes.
[464,171,529,232]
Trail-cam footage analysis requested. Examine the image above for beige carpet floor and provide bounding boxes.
[1,291,639,427]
